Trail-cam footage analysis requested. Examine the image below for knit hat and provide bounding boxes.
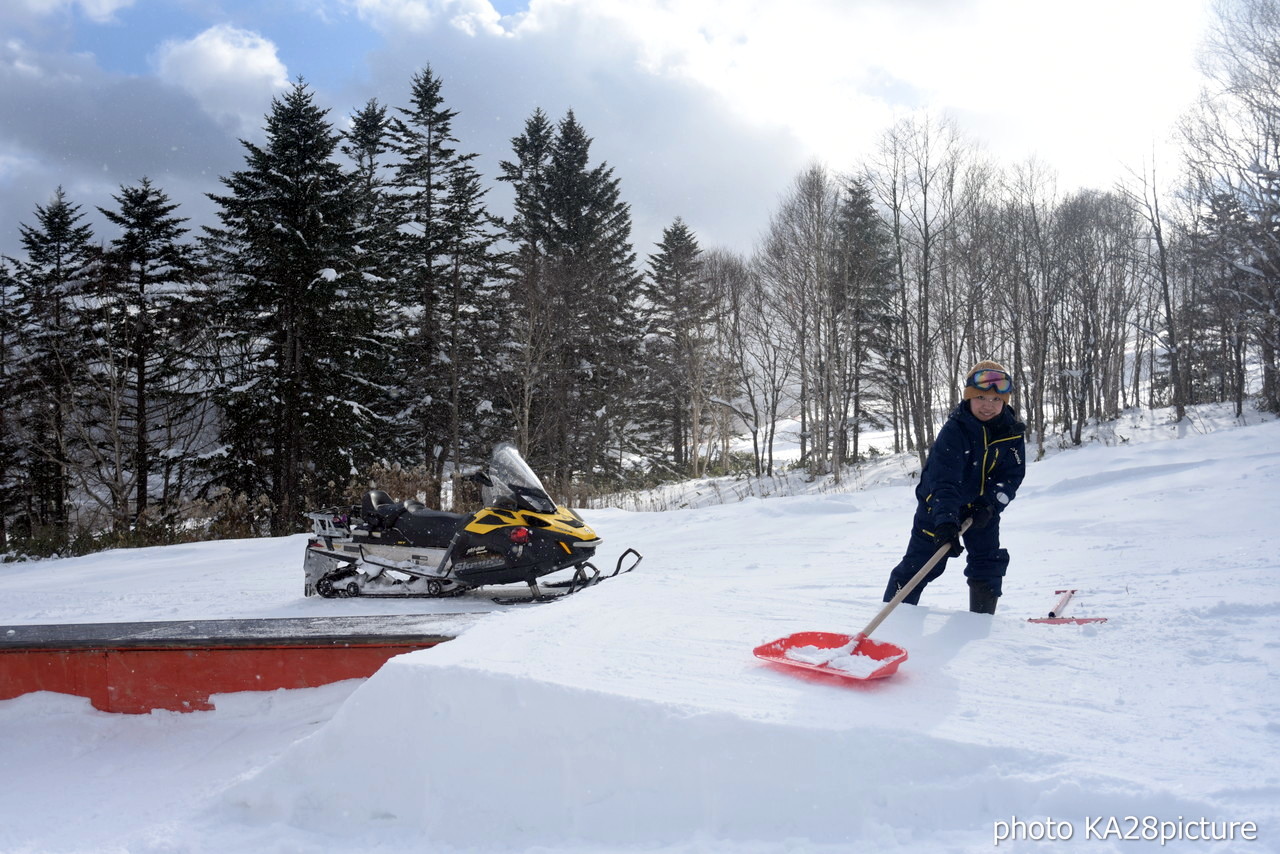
[962,360,1012,405]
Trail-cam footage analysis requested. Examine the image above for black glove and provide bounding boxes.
[968,501,994,530]
[931,522,963,557]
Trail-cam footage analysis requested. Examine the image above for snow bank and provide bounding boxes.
[224,621,1238,853]
[230,656,1219,852]
[0,682,363,854]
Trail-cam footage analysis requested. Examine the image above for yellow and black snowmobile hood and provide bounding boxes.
[462,504,601,544]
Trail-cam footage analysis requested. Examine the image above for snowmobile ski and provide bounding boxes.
[489,549,642,604]
[302,444,642,604]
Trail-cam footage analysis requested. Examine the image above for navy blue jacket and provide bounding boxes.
[916,401,1026,530]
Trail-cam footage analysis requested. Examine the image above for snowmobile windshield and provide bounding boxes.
[484,444,557,514]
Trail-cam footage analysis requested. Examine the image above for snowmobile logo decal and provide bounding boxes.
[455,555,505,571]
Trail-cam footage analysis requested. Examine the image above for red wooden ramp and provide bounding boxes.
[0,614,464,714]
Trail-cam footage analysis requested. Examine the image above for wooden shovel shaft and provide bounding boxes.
[857,518,973,641]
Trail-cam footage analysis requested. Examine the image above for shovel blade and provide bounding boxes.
[753,631,908,681]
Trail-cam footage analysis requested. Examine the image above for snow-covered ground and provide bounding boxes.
[2,404,1278,853]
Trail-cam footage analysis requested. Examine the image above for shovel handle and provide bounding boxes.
[857,518,973,641]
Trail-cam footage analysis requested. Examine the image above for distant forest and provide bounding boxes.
[1,0,1276,555]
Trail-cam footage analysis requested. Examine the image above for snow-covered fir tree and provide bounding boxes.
[339,97,414,486]
[9,188,98,536]
[203,80,378,534]
[0,261,18,547]
[501,109,644,490]
[386,67,503,501]
[830,176,896,468]
[342,97,399,323]
[496,108,556,458]
[88,178,208,531]
[437,158,505,479]
[1182,191,1254,414]
[639,217,722,477]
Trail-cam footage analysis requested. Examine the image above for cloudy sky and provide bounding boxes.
[0,0,1215,262]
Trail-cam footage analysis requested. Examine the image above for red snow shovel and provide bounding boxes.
[753,519,973,681]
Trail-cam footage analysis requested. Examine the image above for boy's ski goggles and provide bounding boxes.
[966,369,1013,394]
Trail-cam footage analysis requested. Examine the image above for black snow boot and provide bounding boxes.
[968,579,999,615]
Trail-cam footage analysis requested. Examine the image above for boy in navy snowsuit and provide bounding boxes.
[882,360,1026,614]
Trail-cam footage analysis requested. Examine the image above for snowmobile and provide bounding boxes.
[303,443,641,603]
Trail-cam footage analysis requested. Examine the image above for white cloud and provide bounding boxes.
[346,0,809,254]
[0,38,247,258]
[153,25,290,137]
[512,0,1213,185]
[2,38,55,81]
[352,0,507,36]
[869,0,1214,186]
[13,0,135,23]
[348,0,1212,192]
[0,147,42,182]
[76,0,133,21]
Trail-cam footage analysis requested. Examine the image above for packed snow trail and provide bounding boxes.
[0,406,1277,852]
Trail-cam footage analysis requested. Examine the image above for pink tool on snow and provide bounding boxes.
[1026,589,1108,625]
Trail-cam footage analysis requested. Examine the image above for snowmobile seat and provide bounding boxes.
[361,489,403,527]
[357,490,463,547]
[363,489,395,513]
[395,505,467,549]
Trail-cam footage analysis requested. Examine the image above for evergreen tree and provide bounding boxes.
[386,67,500,497]
[345,99,392,209]
[204,80,373,534]
[89,178,205,530]
[10,188,97,536]
[496,108,556,454]
[831,176,896,464]
[438,159,505,475]
[1185,192,1253,414]
[343,99,398,296]
[343,99,397,291]
[340,98,405,471]
[640,217,719,475]
[0,261,18,547]
[511,110,644,489]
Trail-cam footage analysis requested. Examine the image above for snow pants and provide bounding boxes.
[881,504,1010,604]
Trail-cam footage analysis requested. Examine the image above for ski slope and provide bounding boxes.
[1,405,1277,853]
